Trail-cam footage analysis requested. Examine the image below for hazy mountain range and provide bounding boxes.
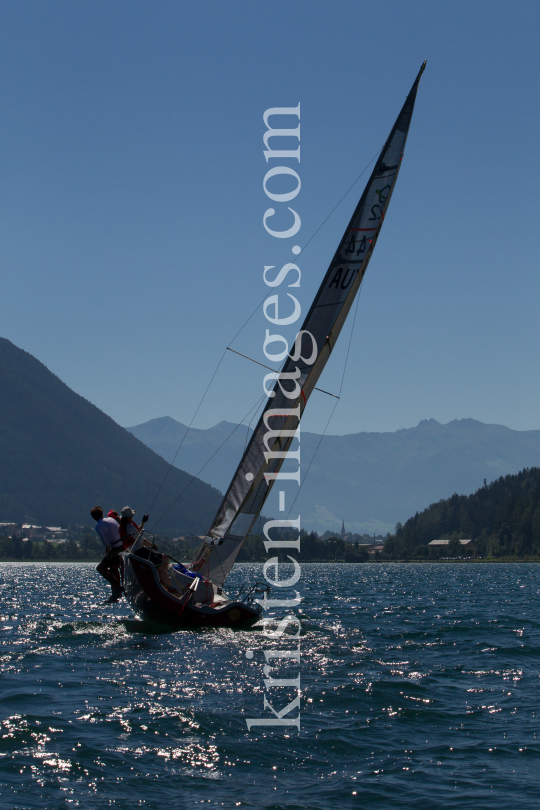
[3,332,540,539]
[127,415,540,535]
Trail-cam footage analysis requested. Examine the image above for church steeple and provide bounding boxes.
[341,519,346,539]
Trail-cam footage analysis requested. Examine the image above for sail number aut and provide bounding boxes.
[123,63,426,626]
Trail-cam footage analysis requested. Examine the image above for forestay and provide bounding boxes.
[194,62,426,585]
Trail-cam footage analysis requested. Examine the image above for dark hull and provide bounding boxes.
[123,552,261,628]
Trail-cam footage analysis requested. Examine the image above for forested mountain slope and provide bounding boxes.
[387,467,540,557]
[0,338,221,532]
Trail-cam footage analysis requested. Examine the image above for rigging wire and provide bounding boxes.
[227,347,339,398]
[150,392,267,531]
[145,348,228,517]
[243,389,262,453]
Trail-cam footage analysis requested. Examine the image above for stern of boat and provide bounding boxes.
[122,532,264,627]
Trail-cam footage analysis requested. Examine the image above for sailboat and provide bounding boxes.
[123,63,426,626]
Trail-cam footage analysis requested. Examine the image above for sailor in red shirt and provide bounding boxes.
[119,506,148,549]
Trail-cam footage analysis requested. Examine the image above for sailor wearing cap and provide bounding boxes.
[119,506,149,549]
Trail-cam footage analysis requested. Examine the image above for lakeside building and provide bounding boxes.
[171,535,206,547]
[428,538,475,557]
[0,523,68,543]
[21,525,68,542]
[0,523,20,536]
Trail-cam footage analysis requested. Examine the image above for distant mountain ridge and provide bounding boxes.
[126,415,540,535]
[0,338,221,531]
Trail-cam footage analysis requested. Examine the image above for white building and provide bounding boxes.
[428,538,475,556]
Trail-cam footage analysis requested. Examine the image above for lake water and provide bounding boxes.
[1,562,539,809]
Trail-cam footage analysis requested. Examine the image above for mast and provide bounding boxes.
[195,62,426,585]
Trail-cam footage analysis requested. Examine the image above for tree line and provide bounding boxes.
[0,533,103,562]
[237,532,370,562]
[0,529,371,562]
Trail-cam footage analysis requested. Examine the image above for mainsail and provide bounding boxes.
[195,62,426,585]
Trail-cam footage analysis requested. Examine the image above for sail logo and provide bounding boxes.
[369,184,391,222]
[328,266,359,290]
[336,182,392,266]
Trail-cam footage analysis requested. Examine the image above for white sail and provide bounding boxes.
[195,63,426,585]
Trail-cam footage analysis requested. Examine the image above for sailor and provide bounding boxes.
[90,505,124,602]
[119,506,148,549]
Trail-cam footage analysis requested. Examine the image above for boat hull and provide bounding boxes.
[123,552,261,627]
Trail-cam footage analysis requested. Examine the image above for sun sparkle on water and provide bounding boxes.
[1,562,540,809]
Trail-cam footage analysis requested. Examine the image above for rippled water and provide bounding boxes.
[1,562,540,809]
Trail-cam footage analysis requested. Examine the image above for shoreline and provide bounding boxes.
[1,557,540,564]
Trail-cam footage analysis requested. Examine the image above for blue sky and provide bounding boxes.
[1,1,539,436]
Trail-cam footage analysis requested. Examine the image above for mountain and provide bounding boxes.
[126,415,540,535]
[125,416,250,492]
[391,467,540,557]
[0,338,221,532]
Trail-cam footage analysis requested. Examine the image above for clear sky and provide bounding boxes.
[1,0,539,436]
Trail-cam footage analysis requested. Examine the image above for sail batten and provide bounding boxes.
[194,64,425,585]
